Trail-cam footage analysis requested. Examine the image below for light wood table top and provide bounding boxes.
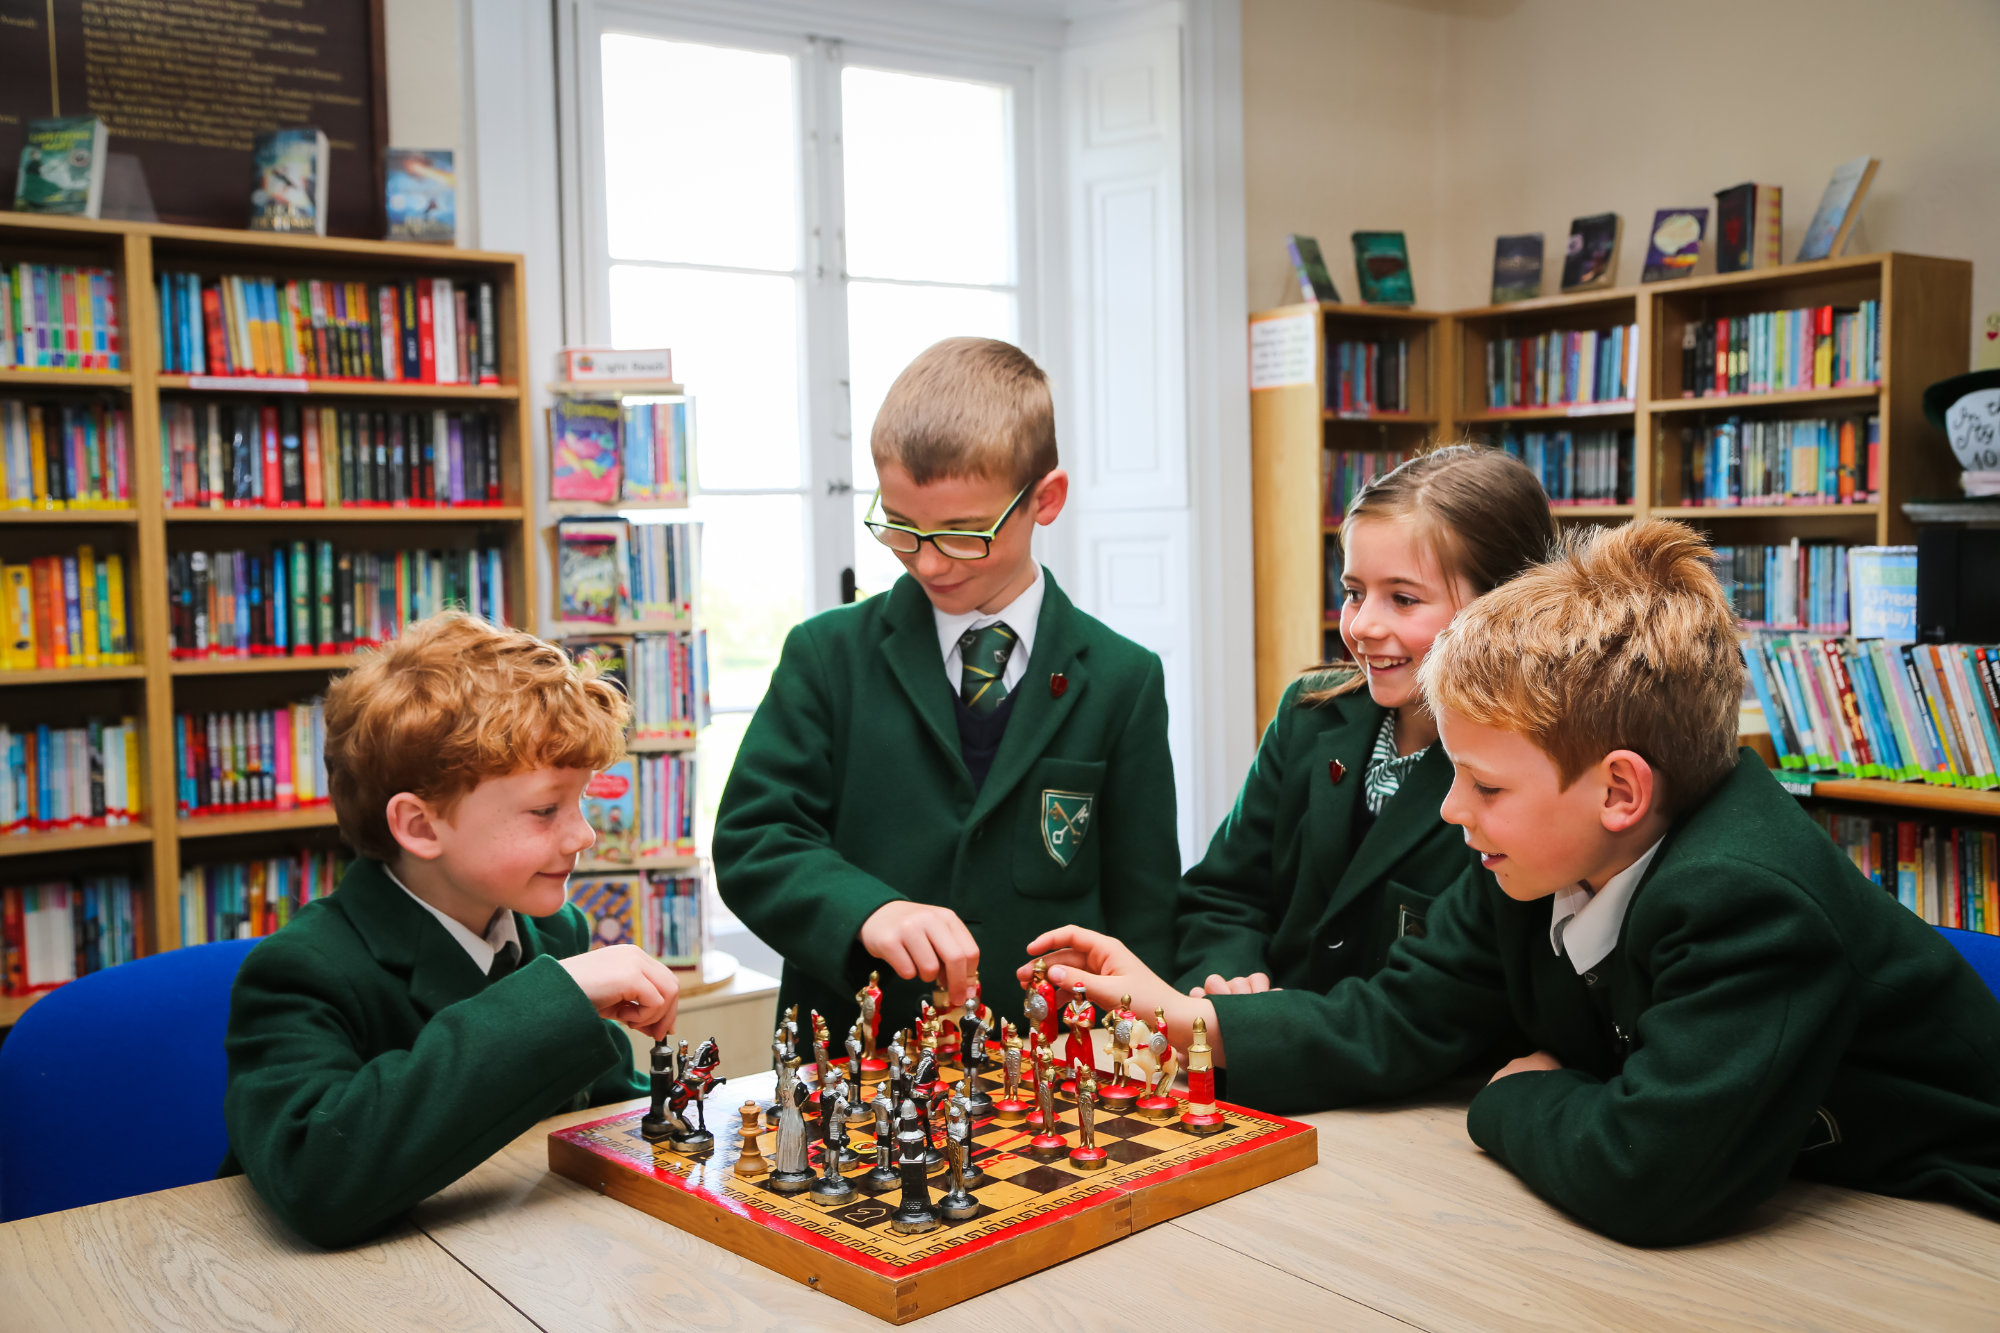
[6,1089,1996,1332]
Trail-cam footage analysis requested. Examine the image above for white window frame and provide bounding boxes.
[559,1,1049,617]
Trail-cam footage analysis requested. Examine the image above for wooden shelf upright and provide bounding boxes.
[0,212,542,1013]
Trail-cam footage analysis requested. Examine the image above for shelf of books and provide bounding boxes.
[0,210,539,1017]
[543,377,710,977]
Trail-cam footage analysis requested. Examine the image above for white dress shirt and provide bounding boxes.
[935,564,1044,697]
[1548,837,1665,974]
[385,864,521,974]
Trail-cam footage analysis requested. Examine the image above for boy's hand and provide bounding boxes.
[1190,973,1276,998]
[858,901,979,1004]
[1489,1050,1563,1082]
[1021,926,1226,1063]
[558,944,681,1041]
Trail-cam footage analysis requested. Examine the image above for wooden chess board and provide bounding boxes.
[548,1056,1317,1323]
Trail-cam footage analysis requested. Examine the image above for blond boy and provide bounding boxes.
[1025,521,2000,1244]
[223,613,680,1247]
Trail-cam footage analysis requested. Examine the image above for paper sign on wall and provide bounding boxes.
[1944,388,2000,471]
[1249,313,1315,391]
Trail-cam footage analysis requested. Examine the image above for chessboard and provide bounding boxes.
[548,1056,1317,1323]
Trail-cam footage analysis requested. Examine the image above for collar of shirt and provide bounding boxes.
[384,864,521,974]
[1548,837,1665,974]
[936,563,1044,696]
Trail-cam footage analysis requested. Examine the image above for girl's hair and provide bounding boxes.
[1303,441,1559,705]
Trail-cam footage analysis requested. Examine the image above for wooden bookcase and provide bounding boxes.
[0,211,539,1012]
[1249,251,1977,820]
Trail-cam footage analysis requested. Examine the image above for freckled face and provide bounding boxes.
[431,767,598,917]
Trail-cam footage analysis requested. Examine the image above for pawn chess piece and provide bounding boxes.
[640,1037,680,1142]
[1025,1060,1067,1162]
[862,1090,901,1193]
[733,1101,768,1179]
[890,1099,940,1234]
[1097,994,1142,1112]
[958,1061,994,1121]
[1068,1070,1109,1172]
[809,1089,858,1206]
[1134,1006,1182,1121]
[937,1101,979,1221]
[1179,1017,1227,1135]
[1023,1032,1055,1130]
[990,1019,1030,1125]
[768,1060,816,1194]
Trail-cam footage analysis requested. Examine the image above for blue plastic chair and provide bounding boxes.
[0,937,258,1221]
[1937,926,2000,1003]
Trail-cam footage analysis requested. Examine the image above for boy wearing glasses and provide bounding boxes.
[715,337,1180,1040]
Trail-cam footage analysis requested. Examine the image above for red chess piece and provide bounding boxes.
[1179,1019,1226,1135]
[1026,1124,1068,1162]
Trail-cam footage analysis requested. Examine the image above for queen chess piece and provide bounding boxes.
[768,1059,816,1194]
[890,1099,940,1234]
[1068,1070,1109,1172]
[1059,982,1095,1095]
[809,1088,858,1206]
[938,1100,979,1221]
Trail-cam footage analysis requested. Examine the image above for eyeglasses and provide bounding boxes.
[862,481,1034,561]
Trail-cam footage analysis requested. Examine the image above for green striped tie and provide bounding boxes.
[958,622,1018,717]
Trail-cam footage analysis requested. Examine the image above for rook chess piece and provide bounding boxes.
[1068,1070,1109,1172]
[1134,1006,1182,1121]
[991,1019,1030,1125]
[733,1101,768,1179]
[640,1037,680,1142]
[1179,1017,1227,1135]
[938,1100,979,1221]
[768,1058,816,1193]
[890,1099,940,1234]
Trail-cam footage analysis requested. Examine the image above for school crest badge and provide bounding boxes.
[1041,790,1094,868]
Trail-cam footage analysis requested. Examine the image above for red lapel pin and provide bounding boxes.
[1050,672,1068,699]
[1329,759,1346,785]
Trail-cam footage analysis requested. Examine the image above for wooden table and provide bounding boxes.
[5,1088,1995,1332]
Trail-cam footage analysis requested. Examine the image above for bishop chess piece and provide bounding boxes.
[768,1059,816,1194]
[1025,1058,1067,1161]
[1134,1006,1182,1121]
[640,1037,680,1142]
[890,1099,940,1234]
[938,1100,979,1221]
[1180,1017,1227,1135]
[733,1101,768,1180]
[1068,1070,1109,1172]
[990,1019,1030,1125]
[861,1090,901,1194]
[1097,994,1143,1112]
[810,1088,858,1206]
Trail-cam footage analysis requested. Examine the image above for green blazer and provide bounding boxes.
[1174,676,1475,993]
[714,569,1180,1043]
[1213,752,2000,1246]
[220,859,646,1248]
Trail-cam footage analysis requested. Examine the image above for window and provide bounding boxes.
[579,20,1034,880]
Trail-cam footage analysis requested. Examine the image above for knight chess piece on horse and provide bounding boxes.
[547,979,1318,1324]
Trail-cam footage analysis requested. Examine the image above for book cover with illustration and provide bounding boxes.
[571,872,645,949]
[1560,213,1620,291]
[550,398,622,502]
[1490,233,1544,303]
[13,118,107,217]
[1797,156,1878,263]
[1642,208,1706,282]
[248,129,330,235]
[1285,234,1341,304]
[556,518,626,624]
[384,148,456,244]
[582,763,637,865]
[566,636,631,698]
[1351,232,1414,306]
[1714,184,1756,273]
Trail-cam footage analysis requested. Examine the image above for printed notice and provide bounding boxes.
[1249,313,1315,391]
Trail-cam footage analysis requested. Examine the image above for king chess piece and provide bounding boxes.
[990,1019,1030,1125]
[640,1037,680,1142]
[1180,1017,1227,1135]
[938,1100,979,1221]
[1134,1006,1182,1121]
[890,1099,940,1234]
[768,1058,816,1193]
[1026,1058,1067,1161]
[862,1090,901,1194]
[1068,1070,1109,1172]
[809,1088,857,1206]
[733,1101,768,1180]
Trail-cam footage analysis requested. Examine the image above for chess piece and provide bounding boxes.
[844,1024,875,1128]
[1023,955,1060,1046]
[917,1002,941,1060]
[949,1076,987,1190]
[958,1057,994,1121]
[1180,1017,1226,1135]
[890,1099,940,1234]
[1060,982,1096,1093]
[938,1100,979,1221]
[1026,1057,1066,1161]
[780,1004,799,1063]
[666,1037,726,1154]
[960,998,992,1080]
[965,973,995,1056]
[908,1050,945,1166]
[928,979,964,1057]
[810,1088,858,1205]
[733,1101,768,1179]
[817,1056,860,1165]
[1068,1070,1108,1172]
[991,1019,1030,1125]
[768,1058,816,1193]
[862,1090,901,1193]
[855,970,887,1074]
[808,1012,832,1111]
[765,1027,791,1128]
[1099,994,1142,1111]
[1023,1032,1053,1130]
[1134,1006,1182,1121]
[640,1037,681,1142]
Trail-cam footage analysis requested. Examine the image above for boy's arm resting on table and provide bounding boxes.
[1172,704,1291,990]
[1210,864,1512,1114]
[713,624,908,994]
[225,943,631,1249]
[1098,652,1182,981]
[1466,871,1853,1247]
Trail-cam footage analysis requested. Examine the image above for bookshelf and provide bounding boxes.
[1,211,539,1017]
[1249,251,1975,822]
